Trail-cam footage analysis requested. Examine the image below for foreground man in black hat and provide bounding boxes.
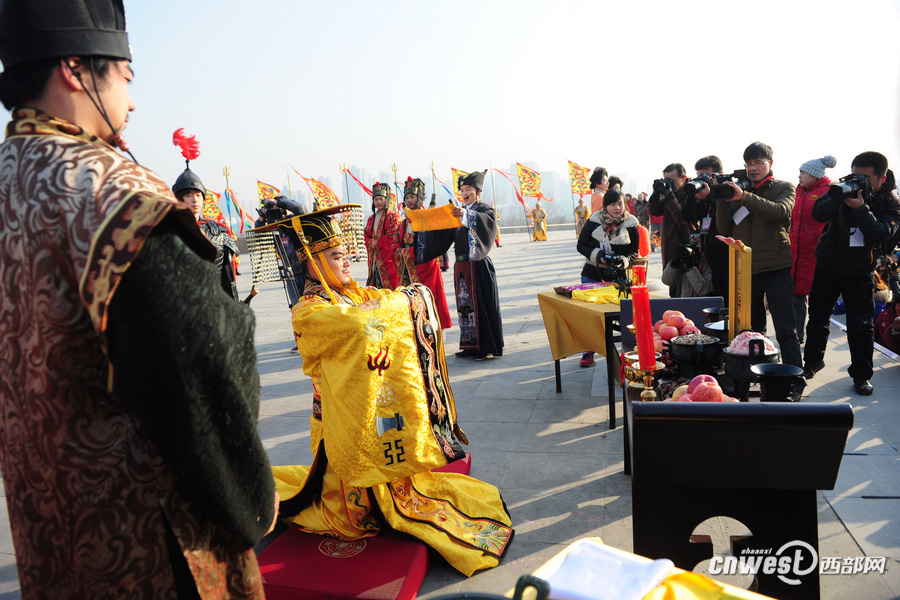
[0,1,276,597]
[433,170,504,359]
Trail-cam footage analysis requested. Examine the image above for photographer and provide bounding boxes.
[648,163,692,297]
[255,195,308,305]
[661,234,714,298]
[802,151,900,396]
[716,142,803,392]
[576,189,639,366]
[681,155,730,301]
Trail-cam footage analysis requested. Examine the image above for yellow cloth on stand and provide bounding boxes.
[571,285,624,305]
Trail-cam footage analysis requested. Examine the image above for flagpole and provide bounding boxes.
[391,162,399,211]
[341,163,351,204]
[222,165,236,232]
[489,162,497,211]
[430,161,436,205]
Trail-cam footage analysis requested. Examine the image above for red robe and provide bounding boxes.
[364,209,404,288]
[399,219,453,329]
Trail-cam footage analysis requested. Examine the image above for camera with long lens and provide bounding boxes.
[652,177,674,194]
[829,173,872,202]
[684,173,714,196]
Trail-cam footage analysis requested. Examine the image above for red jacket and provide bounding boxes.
[790,176,831,295]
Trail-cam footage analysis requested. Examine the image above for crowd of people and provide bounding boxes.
[577,144,900,399]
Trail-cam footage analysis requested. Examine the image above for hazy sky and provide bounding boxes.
[122,0,900,213]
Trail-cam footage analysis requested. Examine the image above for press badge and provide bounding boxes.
[732,206,750,225]
[849,227,864,247]
[700,216,712,233]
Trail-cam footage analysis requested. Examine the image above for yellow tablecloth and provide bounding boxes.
[537,291,621,361]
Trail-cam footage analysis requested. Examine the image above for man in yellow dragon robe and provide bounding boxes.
[259,205,514,576]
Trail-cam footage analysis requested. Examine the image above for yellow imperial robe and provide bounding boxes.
[272,280,514,576]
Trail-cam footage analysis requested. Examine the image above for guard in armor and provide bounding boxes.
[172,139,241,301]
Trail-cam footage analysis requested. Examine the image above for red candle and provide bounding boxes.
[632,264,646,286]
[631,285,655,370]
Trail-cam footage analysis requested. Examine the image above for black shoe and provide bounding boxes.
[853,379,874,396]
[455,350,477,358]
[802,361,824,380]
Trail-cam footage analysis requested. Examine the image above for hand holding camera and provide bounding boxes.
[830,174,871,209]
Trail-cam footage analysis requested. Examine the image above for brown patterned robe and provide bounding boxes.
[0,109,267,599]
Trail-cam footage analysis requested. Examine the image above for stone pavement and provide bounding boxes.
[1,225,898,599]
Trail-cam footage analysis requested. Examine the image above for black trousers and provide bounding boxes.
[804,265,875,380]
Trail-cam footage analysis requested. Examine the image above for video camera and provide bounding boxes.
[830,173,872,202]
[258,200,289,224]
[684,170,752,200]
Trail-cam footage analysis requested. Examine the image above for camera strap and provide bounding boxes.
[751,176,774,194]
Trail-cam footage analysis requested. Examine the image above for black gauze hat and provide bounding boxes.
[0,0,131,69]
[403,177,426,203]
[458,169,487,191]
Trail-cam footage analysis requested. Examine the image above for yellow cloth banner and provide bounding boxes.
[571,285,624,305]
[568,160,592,195]
[406,204,462,232]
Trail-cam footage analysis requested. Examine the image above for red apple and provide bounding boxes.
[653,338,665,353]
[653,319,665,333]
[676,394,693,402]
[667,313,687,329]
[680,324,701,335]
[659,325,679,341]
[692,381,723,403]
[662,310,678,322]
[688,374,718,394]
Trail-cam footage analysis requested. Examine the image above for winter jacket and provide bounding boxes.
[812,170,900,276]
[578,212,640,282]
[790,177,830,295]
[661,260,715,298]
[649,186,693,267]
[716,176,795,275]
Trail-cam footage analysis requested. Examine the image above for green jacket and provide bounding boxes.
[715,177,795,275]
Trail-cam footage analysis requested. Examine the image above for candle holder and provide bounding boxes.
[637,361,664,401]
[622,352,663,393]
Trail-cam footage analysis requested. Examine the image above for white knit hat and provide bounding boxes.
[799,155,837,179]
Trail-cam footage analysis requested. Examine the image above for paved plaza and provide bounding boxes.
[1,222,898,598]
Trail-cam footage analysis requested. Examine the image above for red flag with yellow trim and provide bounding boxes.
[257,180,280,203]
[451,167,469,203]
[568,160,591,196]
